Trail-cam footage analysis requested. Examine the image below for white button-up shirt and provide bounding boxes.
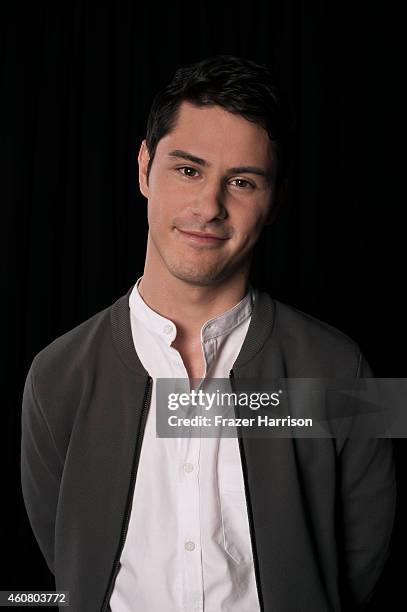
[109,278,261,612]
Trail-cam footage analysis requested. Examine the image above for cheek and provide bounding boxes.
[147,193,172,228]
[147,178,186,226]
[234,207,268,244]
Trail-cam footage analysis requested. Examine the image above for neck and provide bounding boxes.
[138,241,250,341]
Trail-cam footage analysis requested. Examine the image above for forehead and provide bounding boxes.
[156,101,276,168]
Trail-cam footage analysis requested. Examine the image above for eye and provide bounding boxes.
[229,178,255,190]
[177,166,200,178]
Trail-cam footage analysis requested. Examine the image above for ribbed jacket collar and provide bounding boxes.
[110,283,276,377]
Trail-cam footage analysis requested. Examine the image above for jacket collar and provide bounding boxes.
[129,276,255,347]
[110,283,277,378]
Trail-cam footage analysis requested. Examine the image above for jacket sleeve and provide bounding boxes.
[337,352,397,610]
[20,362,63,575]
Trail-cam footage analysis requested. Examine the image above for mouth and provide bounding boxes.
[175,228,229,245]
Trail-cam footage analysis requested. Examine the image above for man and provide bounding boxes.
[21,56,396,611]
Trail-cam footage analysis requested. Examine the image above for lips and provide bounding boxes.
[176,228,228,241]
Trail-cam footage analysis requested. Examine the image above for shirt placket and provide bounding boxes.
[168,344,203,612]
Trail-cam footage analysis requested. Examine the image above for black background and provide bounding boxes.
[1,0,404,609]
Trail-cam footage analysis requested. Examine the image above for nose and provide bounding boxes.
[190,179,227,222]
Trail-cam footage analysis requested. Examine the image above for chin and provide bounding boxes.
[166,261,229,287]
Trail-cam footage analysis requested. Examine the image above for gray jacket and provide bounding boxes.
[21,285,396,611]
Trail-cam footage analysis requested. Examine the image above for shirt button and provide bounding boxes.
[183,462,194,473]
[163,324,173,335]
[184,541,195,551]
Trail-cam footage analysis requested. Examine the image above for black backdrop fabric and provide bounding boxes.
[1,0,404,609]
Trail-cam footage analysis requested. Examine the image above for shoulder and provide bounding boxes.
[22,288,134,459]
[28,295,121,415]
[274,297,358,349]
[255,290,364,376]
[32,302,112,377]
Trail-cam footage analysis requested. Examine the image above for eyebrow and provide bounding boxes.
[167,149,273,183]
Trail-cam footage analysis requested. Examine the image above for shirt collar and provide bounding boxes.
[129,276,255,346]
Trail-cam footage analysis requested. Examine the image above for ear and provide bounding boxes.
[264,176,288,226]
[138,139,150,199]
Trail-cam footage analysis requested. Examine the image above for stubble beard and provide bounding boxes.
[162,250,231,287]
[151,230,237,287]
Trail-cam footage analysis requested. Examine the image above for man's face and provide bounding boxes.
[138,101,278,286]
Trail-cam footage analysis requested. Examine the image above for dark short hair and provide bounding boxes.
[145,55,293,190]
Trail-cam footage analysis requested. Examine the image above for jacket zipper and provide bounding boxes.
[101,375,153,611]
[229,369,264,612]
